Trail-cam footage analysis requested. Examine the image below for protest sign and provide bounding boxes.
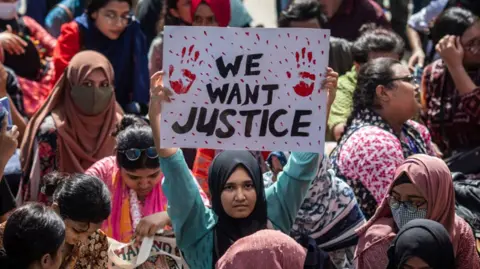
[161,26,330,152]
[108,230,188,269]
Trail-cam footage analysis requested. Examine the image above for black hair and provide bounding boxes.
[430,7,477,47]
[86,0,134,16]
[112,114,147,136]
[165,0,187,26]
[344,57,402,129]
[277,0,327,28]
[43,172,111,224]
[0,203,65,269]
[351,24,405,64]
[115,115,159,171]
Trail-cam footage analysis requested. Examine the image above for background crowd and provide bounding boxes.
[0,0,479,268]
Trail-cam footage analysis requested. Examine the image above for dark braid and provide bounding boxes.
[344,58,401,131]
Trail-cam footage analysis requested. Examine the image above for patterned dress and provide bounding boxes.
[0,222,109,269]
[330,109,435,219]
[421,59,480,157]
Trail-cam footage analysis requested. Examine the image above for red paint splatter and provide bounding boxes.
[217,141,222,144]
[264,76,267,81]
[238,132,241,136]
[256,33,260,41]
[285,58,288,63]
[307,51,313,62]
[181,47,186,57]
[286,71,291,78]
[240,46,244,49]
[169,34,173,38]
[318,105,322,110]
[199,61,204,66]
[194,51,200,61]
[193,37,197,40]
[309,97,312,101]
[324,34,327,38]
[220,36,225,40]
[321,51,324,55]
[275,45,278,49]
[287,92,290,96]
[280,122,284,126]
[268,69,272,73]
[235,32,238,35]
[301,47,306,58]
[237,121,241,124]
[210,43,213,47]
[245,32,250,36]
[275,74,278,78]
[313,59,317,65]
[169,50,173,54]
[205,141,208,144]
[254,42,257,45]
[197,88,202,91]
[266,40,269,45]
[296,36,298,41]
[287,33,290,38]
[184,36,188,40]
[206,72,210,76]
[208,64,212,68]
[192,132,196,136]
[297,142,300,146]
[240,79,244,83]
[204,31,207,36]
[256,80,259,84]
[205,48,209,53]
[215,77,219,81]
[295,52,300,64]
[222,52,226,56]
[279,61,282,64]
[205,102,209,104]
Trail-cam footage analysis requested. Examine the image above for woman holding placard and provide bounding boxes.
[137,68,339,268]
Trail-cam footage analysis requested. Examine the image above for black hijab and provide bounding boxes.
[387,219,455,269]
[208,150,268,265]
[136,0,165,47]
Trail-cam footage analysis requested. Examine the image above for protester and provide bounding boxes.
[318,0,390,41]
[0,0,57,116]
[216,230,306,269]
[386,219,456,269]
[36,172,110,268]
[277,0,353,76]
[86,114,210,243]
[0,203,65,269]
[44,0,87,37]
[19,51,123,204]
[421,9,480,159]
[330,58,436,219]
[141,67,338,268]
[328,26,405,141]
[355,155,479,269]
[148,0,192,76]
[136,0,165,48]
[228,0,252,28]
[53,0,149,114]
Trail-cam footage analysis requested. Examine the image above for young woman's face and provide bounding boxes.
[63,219,102,246]
[120,167,162,198]
[221,167,257,218]
[170,0,192,24]
[192,3,218,26]
[402,257,431,269]
[461,21,480,65]
[378,64,420,123]
[391,183,428,211]
[92,0,131,40]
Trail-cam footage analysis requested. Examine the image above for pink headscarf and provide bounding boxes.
[191,0,231,27]
[355,154,461,257]
[216,230,306,269]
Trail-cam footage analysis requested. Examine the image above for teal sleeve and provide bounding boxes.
[160,150,217,248]
[266,152,321,233]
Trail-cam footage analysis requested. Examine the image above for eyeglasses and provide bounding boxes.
[388,196,427,213]
[118,147,158,161]
[387,75,418,85]
[102,11,133,26]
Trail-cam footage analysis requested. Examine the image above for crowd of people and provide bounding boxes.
[0,0,479,268]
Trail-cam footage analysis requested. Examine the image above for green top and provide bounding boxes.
[160,150,320,269]
[328,66,358,134]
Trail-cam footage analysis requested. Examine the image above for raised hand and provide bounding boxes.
[287,47,318,97]
[0,25,27,55]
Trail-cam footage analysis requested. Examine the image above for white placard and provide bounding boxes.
[161,26,330,153]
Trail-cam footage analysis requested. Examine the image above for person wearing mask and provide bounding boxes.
[0,203,65,269]
[318,0,390,41]
[216,230,306,269]
[53,0,149,114]
[148,0,192,76]
[44,0,86,38]
[19,51,123,204]
[421,8,480,159]
[86,114,210,243]
[277,0,353,77]
[330,58,437,220]
[137,67,338,269]
[355,155,479,269]
[386,219,456,269]
[328,26,405,141]
[0,0,57,116]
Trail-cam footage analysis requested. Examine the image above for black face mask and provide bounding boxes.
[208,151,268,265]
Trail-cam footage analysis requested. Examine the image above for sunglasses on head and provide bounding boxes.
[118,147,158,161]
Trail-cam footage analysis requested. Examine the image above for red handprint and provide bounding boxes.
[288,47,317,97]
[169,45,200,94]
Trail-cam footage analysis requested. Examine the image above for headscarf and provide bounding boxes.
[191,0,231,27]
[75,13,150,106]
[136,0,165,47]
[355,154,461,258]
[387,219,455,269]
[215,229,306,269]
[208,151,268,264]
[21,51,122,178]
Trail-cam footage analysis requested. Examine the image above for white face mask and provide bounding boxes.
[0,1,18,20]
